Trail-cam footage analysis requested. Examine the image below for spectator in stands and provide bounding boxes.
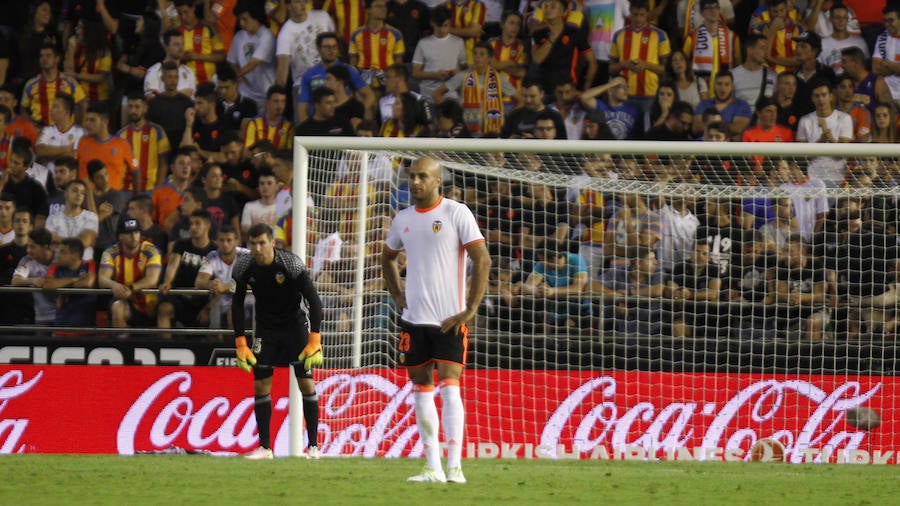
[45,180,98,256]
[43,237,97,328]
[349,0,405,90]
[755,0,802,74]
[0,193,14,244]
[567,153,615,277]
[645,101,695,141]
[835,73,873,142]
[732,34,777,113]
[325,65,367,131]
[118,93,171,191]
[148,61,196,147]
[174,0,225,84]
[198,163,240,238]
[296,87,356,136]
[666,50,707,109]
[580,76,642,140]
[841,47,893,115]
[683,0,740,93]
[0,208,32,323]
[445,0,487,66]
[215,65,258,133]
[595,245,668,335]
[275,0,336,111]
[64,18,113,109]
[793,31,836,116]
[796,79,853,187]
[435,100,469,138]
[581,109,616,140]
[530,0,596,96]
[124,194,168,254]
[10,0,60,91]
[228,1,277,111]
[603,191,662,268]
[759,197,799,252]
[521,240,591,332]
[98,215,163,329]
[241,169,280,237]
[873,2,900,107]
[0,86,38,146]
[723,231,776,338]
[609,0,671,114]
[152,149,194,232]
[818,3,868,74]
[85,160,131,260]
[692,71,752,139]
[1,138,49,229]
[22,44,87,127]
[116,12,166,99]
[78,103,142,193]
[488,10,528,114]
[181,83,229,162]
[742,95,796,142]
[167,186,206,246]
[696,197,745,277]
[379,92,429,137]
[10,136,53,194]
[11,227,56,325]
[871,102,899,143]
[379,63,431,127]
[35,93,86,176]
[144,30,198,98]
[659,195,700,273]
[502,79,566,139]
[0,106,12,172]
[434,42,517,138]
[196,223,249,329]
[412,6,467,104]
[158,209,217,331]
[774,233,829,340]
[221,133,258,206]
[387,0,431,63]
[297,32,373,124]
[668,238,722,338]
[548,78,587,140]
[245,85,293,151]
[646,82,678,134]
[774,71,803,130]
[804,0,861,37]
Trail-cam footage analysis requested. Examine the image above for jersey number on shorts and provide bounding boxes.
[398,331,411,352]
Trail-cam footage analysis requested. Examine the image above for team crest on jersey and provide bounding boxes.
[399,352,406,364]
[142,134,149,141]
[432,220,442,233]
[276,272,285,284]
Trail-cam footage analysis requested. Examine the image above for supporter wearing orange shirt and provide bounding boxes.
[743,96,796,142]
[835,74,872,142]
[206,0,238,52]
[152,149,194,231]
[77,104,141,193]
[175,0,226,84]
[0,87,38,146]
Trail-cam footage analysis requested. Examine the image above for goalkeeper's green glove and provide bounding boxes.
[298,332,323,370]
[235,336,256,373]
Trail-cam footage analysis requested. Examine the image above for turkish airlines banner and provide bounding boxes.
[1,366,898,464]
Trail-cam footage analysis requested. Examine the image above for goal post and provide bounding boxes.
[290,137,900,462]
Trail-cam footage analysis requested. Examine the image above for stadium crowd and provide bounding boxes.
[0,0,899,341]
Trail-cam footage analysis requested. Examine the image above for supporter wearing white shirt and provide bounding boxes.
[796,81,853,187]
[228,6,277,111]
[143,30,198,98]
[35,93,87,175]
[731,34,776,112]
[44,180,98,260]
[411,7,468,103]
[659,197,700,273]
[196,227,250,328]
[275,0,335,89]
[240,171,279,236]
[817,3,868,74]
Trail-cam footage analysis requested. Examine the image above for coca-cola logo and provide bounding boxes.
[541,377,878,463]
[0,370,44,453]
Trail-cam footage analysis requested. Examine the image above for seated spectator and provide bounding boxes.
[47,157,79,218]
[0,193,14,244]
[609,0,671,114]
[817,3,868,74]
[379,63,432,127]
[0,208,33,324]
[148,61,196,147]
[294,87,355,136]
[668,238,722,338]
[173,0,225,85]
[35,93,86,175]
[200,163,241,240]
[594,245,668,335]
[167,187,207,248]
[774,71,804,130]
[502,79,566,139]
[479,255,523,332]
[774,233,829,340]
[693,71,752,139]
[215,65,258,133]
[753,0,802,74]
[153,149,194,232]
[85,160,132,259]
[195,224,250,329]
[659,195,700,273]
[742,95,796,142]
[646,82,678,134]
[434,42,517,138]
[241,169,280,236]
[127,194,170,255]
[548,78,587,140]
[580,76,642,140]
[276,2,336,122]
[181,83,229,162]
[841,47,892,115]
[724,231,776,339]
[43,237,97,328]
[871,102,898,143]
[157,209,217,330]
[11,228,56,325]
[98,216,163,329]
[348,0,405,89]
[645,101,695,141]
[793,31,836,116]
[581,110,617,140]
[117,93,172,191]
[520,240,591,332]
[295,32,371,125]
[696,197,745,277]
[0,106,12,173]
[411,6,467,105]
[834,73,872,142]
[530,0,596,96]
[731,34,777,113]
[796,79,852,187]
[64,18,113,109]
[143,29,197,98]
[603,192,662,268]
[379,92,429,137]
[244,85,293,151]
[1,138,49,229]
[566,153,616,277]
[22,44,87,127]
[77,103,142,193]
[666,50,707,109]
[227,1,277,111]
[45,180,98,259]
[325,65,367,131]
[434,100,470,138]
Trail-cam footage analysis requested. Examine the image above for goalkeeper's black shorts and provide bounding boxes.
[396,320,468,368]
[252,324,313,380]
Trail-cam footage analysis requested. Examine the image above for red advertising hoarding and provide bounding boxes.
[0,366,897,463]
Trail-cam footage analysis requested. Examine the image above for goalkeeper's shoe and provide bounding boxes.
[406,466,447,483]
[306,446,321,460]
[244,447,273,460]
[446,466,467,484]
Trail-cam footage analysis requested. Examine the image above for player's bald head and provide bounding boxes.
[412,156,441,180]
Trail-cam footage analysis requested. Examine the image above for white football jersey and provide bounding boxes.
[384,197,484,326]
[199,248,250,311]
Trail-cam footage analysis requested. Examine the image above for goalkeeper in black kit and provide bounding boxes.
[231,223,325,460]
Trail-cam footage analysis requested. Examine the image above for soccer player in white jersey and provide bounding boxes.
[382,157,491,484]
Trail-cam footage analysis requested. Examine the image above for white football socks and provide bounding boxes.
[440,382,464,470]
[414,385,442,471]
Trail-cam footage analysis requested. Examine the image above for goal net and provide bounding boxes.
[293,137,900,463]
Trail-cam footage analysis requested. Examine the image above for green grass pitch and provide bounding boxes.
[1,456,897,505]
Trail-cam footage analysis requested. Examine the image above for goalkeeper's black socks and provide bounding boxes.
[303,394,319,447]
[255,394,273,449]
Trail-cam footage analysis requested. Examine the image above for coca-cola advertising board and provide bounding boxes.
[1,366,897,464]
